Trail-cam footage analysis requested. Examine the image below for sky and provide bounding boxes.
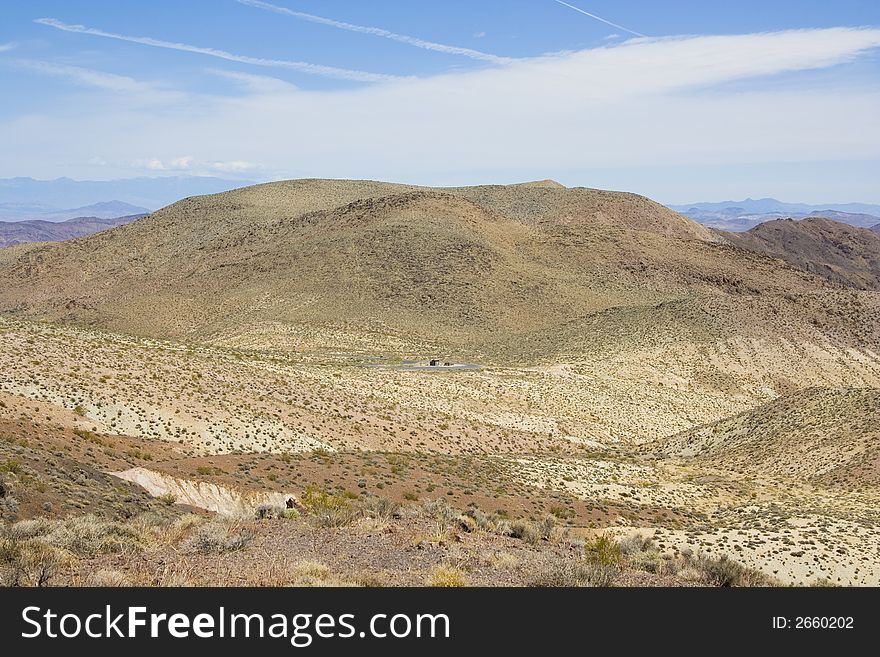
[0,0,879,203]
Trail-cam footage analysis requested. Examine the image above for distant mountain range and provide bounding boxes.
[0,176,254,220]
[669,198,880,232]
[0,213,146,248]
[0,201,149,223]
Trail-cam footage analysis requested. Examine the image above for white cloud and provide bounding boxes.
[140,155,196,171]
[12,60,157,94]
[0,42,17,52]
[170,156,195,169]
[237,0,510,64]
[34,17,404,82]
[208,69,298,94]
[3,28,880,193]
[209,161,260,173]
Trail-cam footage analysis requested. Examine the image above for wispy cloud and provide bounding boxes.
[553,1,646,38]
[208,68,298,94]
[34,17,404,83]
[4,28,880,199]
[13,59,158,94]
[237,0,511,65]
[0,42,18,52]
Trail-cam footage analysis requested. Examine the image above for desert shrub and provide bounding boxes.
[420,499,458,525]
[428,566,468,587]
[290,561,332,584]
[1,534,73,587]
[694,554,770,587]
[465,507,504,532]
[256,504,283,520]
[538,515,557,540]
[351,570,389,587]
[510,516,556,544]
[157,493,177,506]
[301,486,356,528]
[187,520,253,554]
[584,534,623,566]
[9,518,53,541]
[281,508,300,520]
[529,557,618,587]
[619,534,656,556]
[361,497,400,523]
[11,516,143,557]
[509,520,540,544]
[669,550,772,587]
[0,459,24,476]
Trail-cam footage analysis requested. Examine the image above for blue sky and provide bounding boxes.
[1,0,879,203]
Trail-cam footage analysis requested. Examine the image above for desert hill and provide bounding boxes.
[658,387,880,487]
[722,218,880,290]
[0,178,859,359]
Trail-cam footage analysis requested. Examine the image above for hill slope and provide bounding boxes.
[659,387,880,487]
[722,218,880,290]
[0,179,875,362]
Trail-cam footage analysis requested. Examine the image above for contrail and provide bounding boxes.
[552,1,646,38]
[237,0,512,65]
[34,17,404,82]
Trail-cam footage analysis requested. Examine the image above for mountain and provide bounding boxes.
[0,178,876,363]
[0,201,150,223]
[0,176,253,215]
[872,223,880,234]
[670,199,880,232]
[721,218,880,290]
[671,198,880,216]
[0,213,145,249]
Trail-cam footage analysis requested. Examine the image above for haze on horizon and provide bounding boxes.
[1,0,879,204]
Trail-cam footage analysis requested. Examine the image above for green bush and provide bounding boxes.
[584,534,623,566]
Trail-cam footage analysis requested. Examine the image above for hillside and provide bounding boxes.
[0,178,860,360]
[658,387,880,487]
[0,214,145,248]
[722,218,880,290]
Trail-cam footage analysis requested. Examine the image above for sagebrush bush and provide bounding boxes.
[0,534,73,587]
[428,566,468,587]
[584,534,622,566]
[301,486,357,528]
[187,521,253,554]
[529,557,619,587]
